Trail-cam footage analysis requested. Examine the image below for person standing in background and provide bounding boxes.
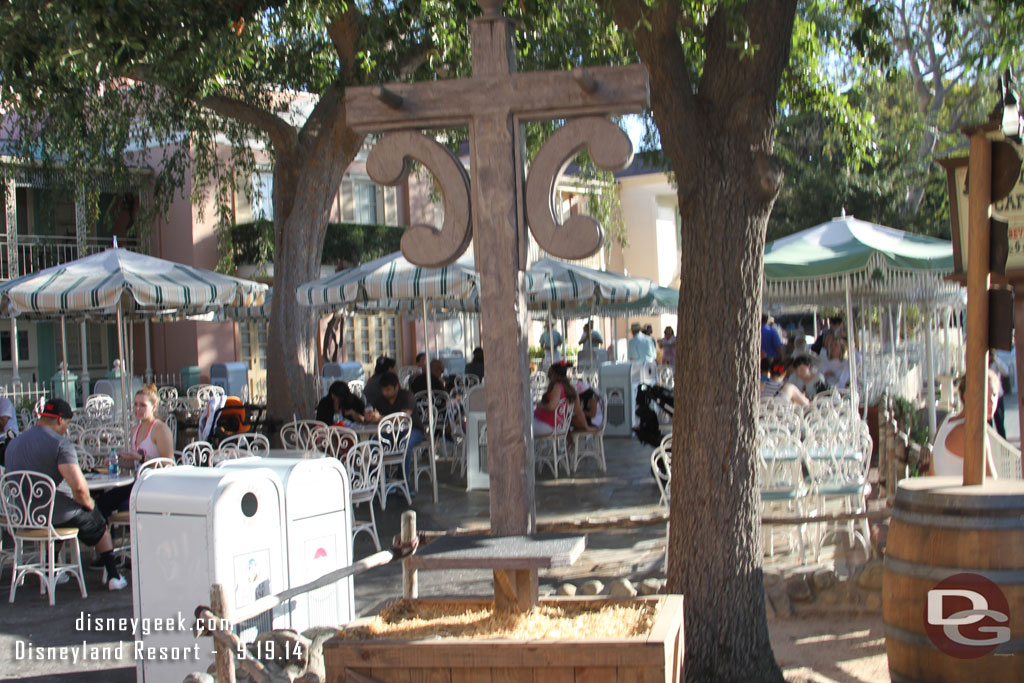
[659,327,677,367]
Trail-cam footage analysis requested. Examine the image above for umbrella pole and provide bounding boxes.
[547,306,555,368]
[422,297,437,503]
[845,276,858,430]
[60,315,68,405]
[10,316,20,382]
[116,301,129,439]
[925,307,938,438]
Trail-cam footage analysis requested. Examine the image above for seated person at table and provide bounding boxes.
[465,347,485,380]
[0,393,19,438]
[931,371,1001,478]
[577,386,604,428]
[316,381,372,425]
[533,361,597,435]
[3,399,128,590]
[363,356,396,407]
[98,386,177,519]
[411,359,450,394]
[820,336,850,389]
[372,373,425,471]
[760,359,809,406]
[788,355,827,398]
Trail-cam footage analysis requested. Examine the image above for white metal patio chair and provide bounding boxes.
[757,429,809,562]
[347,440,384,551]
[534,400,572,479]
[315,426,358,464]
[572,391,608,474]
[377,413,413,509]
[179,440,214,467]
[651,444,671,507]
[804,417,873,560]
[280,420,327,450]
[1,471,87,605]
[215,433,271,461]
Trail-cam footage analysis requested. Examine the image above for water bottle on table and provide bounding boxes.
[108,449,119,476]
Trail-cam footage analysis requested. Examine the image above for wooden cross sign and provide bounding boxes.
[346,2,648,588]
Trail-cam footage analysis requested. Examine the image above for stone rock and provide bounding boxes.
[812,568,837,592]
[638,578,664,596]
[865,592,882,611]
[579,579,605,596]
[608,578,638,598]
[557,583,578,596]
[763,570,781,589]
[856,559,884,591]
[786,574,813,603]
[183,674,215,683]
[818,587,839,606]
[765,577,792,618]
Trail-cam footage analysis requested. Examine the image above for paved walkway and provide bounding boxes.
[0,435,669,681]
[4,402,1015,682]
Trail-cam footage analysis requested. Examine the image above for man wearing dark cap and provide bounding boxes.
[4,398,128,590]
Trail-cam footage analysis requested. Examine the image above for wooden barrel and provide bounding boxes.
[883,476,1024,682]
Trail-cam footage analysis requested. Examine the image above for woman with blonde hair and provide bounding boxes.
[122,385,175,466]
[98,385,175,519]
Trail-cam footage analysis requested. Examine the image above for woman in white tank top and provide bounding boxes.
[932,370,1000,478]
[123,386,174,468]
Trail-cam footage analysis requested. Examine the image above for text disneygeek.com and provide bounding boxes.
[11,611,233,663]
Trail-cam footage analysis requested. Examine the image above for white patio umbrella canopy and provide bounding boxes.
[763,215,957,435]
[0,248,268,432]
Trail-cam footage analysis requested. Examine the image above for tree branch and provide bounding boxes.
[197,93,298,155]
[127,65,298,155]
[299,83,342,152]
[327,6,363,84]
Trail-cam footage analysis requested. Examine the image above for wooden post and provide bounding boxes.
[210,583,237,683]
[964,133,992,486]
[343,1,648,557]
[402,511,418,599]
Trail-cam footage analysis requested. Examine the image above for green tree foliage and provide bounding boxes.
[0,0,631,419]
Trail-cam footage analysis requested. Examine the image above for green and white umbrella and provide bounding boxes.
[763,214,956,307]
[525,257,654,310]
[0,248,268,434]
[296,251,479,313]
[0,248,267,318]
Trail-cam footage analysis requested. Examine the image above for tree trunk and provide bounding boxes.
[266,113,364,423]
[604,0,795,679]
[668,143,782,682]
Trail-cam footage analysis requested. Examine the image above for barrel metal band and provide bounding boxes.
[885,556,1024,584]
[892,508,1024,530]
[885,623,1024,653]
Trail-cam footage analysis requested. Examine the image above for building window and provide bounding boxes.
[61,323,106,370]
[239,321,268,374]
[252,172,274,221]
[340,177,398,226]
[343,314,400,372]
[0,330,29,363]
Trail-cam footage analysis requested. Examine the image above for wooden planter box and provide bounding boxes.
[324,595,684,683]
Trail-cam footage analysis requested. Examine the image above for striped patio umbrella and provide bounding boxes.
[296,251,479,313]
[525,257,654,310]
[0,248,267,318]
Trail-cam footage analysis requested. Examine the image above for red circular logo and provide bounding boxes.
[924,573,1011,658]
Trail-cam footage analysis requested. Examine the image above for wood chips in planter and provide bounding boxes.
[339,598,663,641]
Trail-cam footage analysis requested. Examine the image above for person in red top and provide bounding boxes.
[532,362,597,435]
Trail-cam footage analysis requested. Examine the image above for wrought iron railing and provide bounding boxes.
[0,235,141,280]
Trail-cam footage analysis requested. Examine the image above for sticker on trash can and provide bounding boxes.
[233,550,271,608]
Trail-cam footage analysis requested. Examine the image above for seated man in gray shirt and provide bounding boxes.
[4,399,128,590]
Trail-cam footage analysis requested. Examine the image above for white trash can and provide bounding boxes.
[219,457,354,631]
[599,362,644,437]
[130,466,287,683]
